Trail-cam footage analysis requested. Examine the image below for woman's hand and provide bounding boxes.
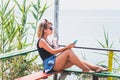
[66,43,75,49]
[58,43,76,53]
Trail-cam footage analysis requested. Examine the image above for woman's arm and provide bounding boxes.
[39,39,74,54]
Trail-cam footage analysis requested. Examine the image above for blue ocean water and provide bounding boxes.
[42,10,120,68]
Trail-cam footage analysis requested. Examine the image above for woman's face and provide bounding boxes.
[45,24,53,35]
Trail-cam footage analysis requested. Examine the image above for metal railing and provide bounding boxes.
[60,45,120,80]
[0,45,120,80]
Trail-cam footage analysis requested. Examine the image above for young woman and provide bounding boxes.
[37,19,108,74]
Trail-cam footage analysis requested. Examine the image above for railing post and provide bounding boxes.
[92,75,98,80]
[53,74,58,80]
[108,51,113,80]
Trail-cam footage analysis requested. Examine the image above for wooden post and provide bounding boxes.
[108,51,113,80]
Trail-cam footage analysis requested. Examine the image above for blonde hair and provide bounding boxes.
[37,19,52,38]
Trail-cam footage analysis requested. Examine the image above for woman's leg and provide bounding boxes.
[81,59,109,72]
[62,60,73,69]
[53,49,93,72]
[81,60,99,70]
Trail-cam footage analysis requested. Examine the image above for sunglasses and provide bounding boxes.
[47,27,53,31]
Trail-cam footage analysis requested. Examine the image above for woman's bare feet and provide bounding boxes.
[83,70,95,73]
[96,67,109,72]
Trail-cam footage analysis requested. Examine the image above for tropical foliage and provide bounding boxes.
[0,0,48,79]
[97,28,120,72]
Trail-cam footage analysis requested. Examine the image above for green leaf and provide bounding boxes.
[93,52,107,55]
[3,0,10,15]
[4,5,15,19]
[14,0,22,12]
[31,24,36,30]
[9,27,19,43]
[27,54,39,64]
[32,11,37,20]
[114,57,120,65]
[23,0,26,12]
[110,41,114,48]
[97,40,105,48]
[32,4,38,11]
[37,0,40,7]
[39,3,48,20]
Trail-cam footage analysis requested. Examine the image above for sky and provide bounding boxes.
[62,0,120,10]
[46,0,120,10]
[9,0,120,10]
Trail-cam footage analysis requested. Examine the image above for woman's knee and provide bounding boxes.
[63,49,74,55]
[64,49,72,53]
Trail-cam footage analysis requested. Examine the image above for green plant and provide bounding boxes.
[14,0,32,49]
[0,0,48,79]
[97,28,113,49]
[97,27,120,72]
[30,0,50,45]
[0,0,17,79]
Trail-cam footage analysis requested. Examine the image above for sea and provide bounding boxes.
[40,9,120,69]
